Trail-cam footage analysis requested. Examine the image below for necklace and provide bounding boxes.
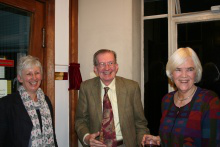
[177,87,197,102]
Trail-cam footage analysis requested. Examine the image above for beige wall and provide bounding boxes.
[55,0,69,146]
[78,0,141,85]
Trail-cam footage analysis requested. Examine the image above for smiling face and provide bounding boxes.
[172,58,196,93]
[17,66,42,95]
[94,52,118,86]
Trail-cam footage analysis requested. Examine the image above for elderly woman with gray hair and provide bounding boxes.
[158,47,220,146]
[0,55,58,147]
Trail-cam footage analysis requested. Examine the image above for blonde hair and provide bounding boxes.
[17,55,43,76]
[166,47,202,83]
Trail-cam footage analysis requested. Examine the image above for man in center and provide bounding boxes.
[75,49,158,147]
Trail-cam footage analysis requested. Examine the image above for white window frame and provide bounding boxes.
[141,0,220,102]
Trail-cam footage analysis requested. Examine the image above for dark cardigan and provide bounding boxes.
[0,91,58,147]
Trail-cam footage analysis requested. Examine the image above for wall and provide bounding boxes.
[55,0,69,147]
[54,0,141,146]
[78,0,141,82]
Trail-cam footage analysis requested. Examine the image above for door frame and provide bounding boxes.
[69,0,78,146]
[0,0,55,115]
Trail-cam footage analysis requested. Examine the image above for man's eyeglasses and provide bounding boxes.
[97,61,115,68]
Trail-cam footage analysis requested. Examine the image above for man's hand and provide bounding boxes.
[84,132,106,147]
[141,134,160,146]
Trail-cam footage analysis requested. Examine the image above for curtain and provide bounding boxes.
[68,63,82,90]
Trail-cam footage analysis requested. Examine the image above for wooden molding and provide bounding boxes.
[0,0,36,12]
[44,0,55,118]
[69,0,78,146]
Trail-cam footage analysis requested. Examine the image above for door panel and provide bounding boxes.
[0,0,55,127]
[0,0,45,91]
[29,1,45,89]
[0,0,45,66]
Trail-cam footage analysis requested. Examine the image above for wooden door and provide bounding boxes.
[0,0,55,112]
[0,0,45,87]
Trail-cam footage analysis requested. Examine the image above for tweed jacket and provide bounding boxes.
[75,76,149,147]
[0,91,58,147]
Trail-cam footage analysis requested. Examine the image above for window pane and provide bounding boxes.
[178,21,220,96]
[0,3,31,95]
[180,0,220,13]
[144,0,167,16]
[144,18,168,135]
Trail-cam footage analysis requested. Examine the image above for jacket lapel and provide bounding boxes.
[91,77,103,123]
[116,77,127,127]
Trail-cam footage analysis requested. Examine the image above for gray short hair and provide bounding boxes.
[166,47,202,83]
[17,55,43,77]
[93,49,117,66]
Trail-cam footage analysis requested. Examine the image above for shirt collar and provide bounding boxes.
[101,78,116,90]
